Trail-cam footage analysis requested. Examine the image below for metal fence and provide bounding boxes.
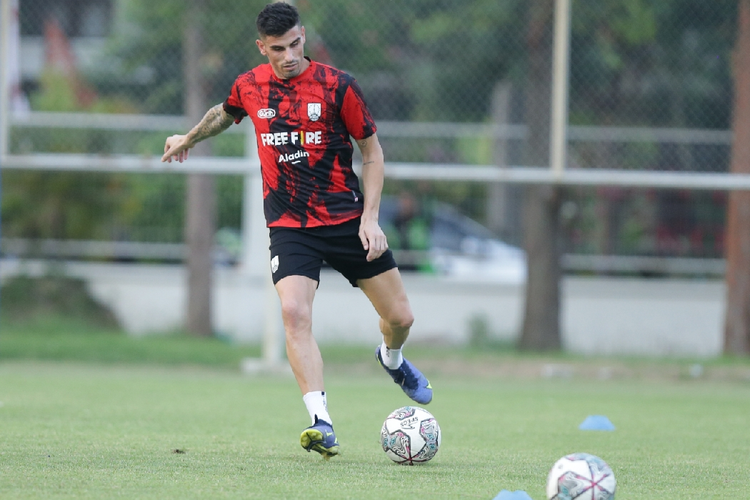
[1,0,747,275]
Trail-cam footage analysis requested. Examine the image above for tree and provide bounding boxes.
[724,0,750,354]
[517,0,562,351]
[183,0,215,336]
[104,0,266,336]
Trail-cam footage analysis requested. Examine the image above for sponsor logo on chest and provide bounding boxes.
[257,108,276,119]
[278,150,310,164]
[260,131,322,147]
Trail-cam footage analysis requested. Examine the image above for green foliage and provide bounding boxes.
[96,0,736,129]
[105,0,266,114]
[29,71,79,112]
[3,66,142,242]
[301,0,396,72]
[569,0,735,128]
[109,172,244,244]
[1,167,244,245]
[1,274,120,328]
[1,170,129,240]
[3,64,247,244]
[119,173,186,243]
[404,0,526,121]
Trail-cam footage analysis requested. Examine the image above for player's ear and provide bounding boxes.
[300,26,306,43]
[256,39,267,56]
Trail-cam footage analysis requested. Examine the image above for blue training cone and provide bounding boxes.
[492,490,533,500]
[579,414,615,431]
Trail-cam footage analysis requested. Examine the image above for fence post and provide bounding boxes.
[550,0,571,180]
[0,0,11,159]
[241,123,266,278]
[241,122,285,372]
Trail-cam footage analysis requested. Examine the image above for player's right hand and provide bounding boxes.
[162,134,192,163]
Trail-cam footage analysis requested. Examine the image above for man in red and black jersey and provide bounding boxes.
[162,2,431,459]
[223,41,374,228]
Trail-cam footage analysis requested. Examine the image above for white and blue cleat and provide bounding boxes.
[376,347,433,404]
[300,417,339,460]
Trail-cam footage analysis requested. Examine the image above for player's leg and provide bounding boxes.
[321,219,432,403]
[357,267,414,348]
[274,275,339,458]
[274,274,322,394]
[269,225,340,458]
[358,269,433,404]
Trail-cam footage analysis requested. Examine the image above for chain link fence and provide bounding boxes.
[1,0,741,273]
[564,1,735,266]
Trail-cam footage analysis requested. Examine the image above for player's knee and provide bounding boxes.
[388,310,414,332]
[280,301,312,332]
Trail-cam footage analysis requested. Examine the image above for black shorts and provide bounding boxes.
[268,217,398,287]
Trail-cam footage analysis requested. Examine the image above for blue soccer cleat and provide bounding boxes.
[300,417,339,459]
[376,346,433,404]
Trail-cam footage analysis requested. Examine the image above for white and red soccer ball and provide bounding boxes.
[380,406,441,465]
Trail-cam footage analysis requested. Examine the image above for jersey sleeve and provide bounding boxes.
[223,80,248,124]
[340,78,377,140]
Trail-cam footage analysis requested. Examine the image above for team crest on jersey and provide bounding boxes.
[307,103,322,121]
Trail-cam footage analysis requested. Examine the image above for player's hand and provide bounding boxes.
[162,134,193,163]
[359,217,389,262]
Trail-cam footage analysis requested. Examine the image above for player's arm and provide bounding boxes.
[162,103,234,163]
[356,132,389,262]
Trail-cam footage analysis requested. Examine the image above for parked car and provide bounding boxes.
[379,195,527,284]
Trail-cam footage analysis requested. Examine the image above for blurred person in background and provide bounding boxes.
[162,1,431,459]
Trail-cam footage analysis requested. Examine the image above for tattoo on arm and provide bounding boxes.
[362,160,375,167]
[189,104,234,143]
[357,139,368,149]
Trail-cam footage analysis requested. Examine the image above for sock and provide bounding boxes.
[303,391,332,426]
[380,342,403,370]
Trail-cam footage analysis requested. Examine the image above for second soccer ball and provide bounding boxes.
[546,452,616,500]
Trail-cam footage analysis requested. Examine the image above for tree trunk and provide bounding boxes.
[183,0,215,336]
[518,0,562,351]
[724,0,750,354]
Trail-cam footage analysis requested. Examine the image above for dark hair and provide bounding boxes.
[256,2,300,38]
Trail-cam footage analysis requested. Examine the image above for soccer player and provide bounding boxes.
[162,2,432,459]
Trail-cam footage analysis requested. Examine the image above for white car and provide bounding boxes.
[379,196,527,284]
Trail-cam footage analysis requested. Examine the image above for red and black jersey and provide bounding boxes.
[223,58,377,228]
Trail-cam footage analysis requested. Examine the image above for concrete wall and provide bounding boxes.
[1,260,726,357]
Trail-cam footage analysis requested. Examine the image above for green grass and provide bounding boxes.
[2,361,750,499]
[0,316,261,369]
[2,319,750,499]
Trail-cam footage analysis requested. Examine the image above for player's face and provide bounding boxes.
[256,25,308,80]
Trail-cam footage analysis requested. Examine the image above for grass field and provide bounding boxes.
[2,319,750,499]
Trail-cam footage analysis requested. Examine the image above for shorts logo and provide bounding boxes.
[307,103,321,121]
[257,108,276,119]
[270,255,279,273]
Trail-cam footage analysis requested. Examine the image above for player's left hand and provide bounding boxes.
[359,218,388,262]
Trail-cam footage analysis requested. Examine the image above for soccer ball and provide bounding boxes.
[380,406,441,465]
[546,452,616,500]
